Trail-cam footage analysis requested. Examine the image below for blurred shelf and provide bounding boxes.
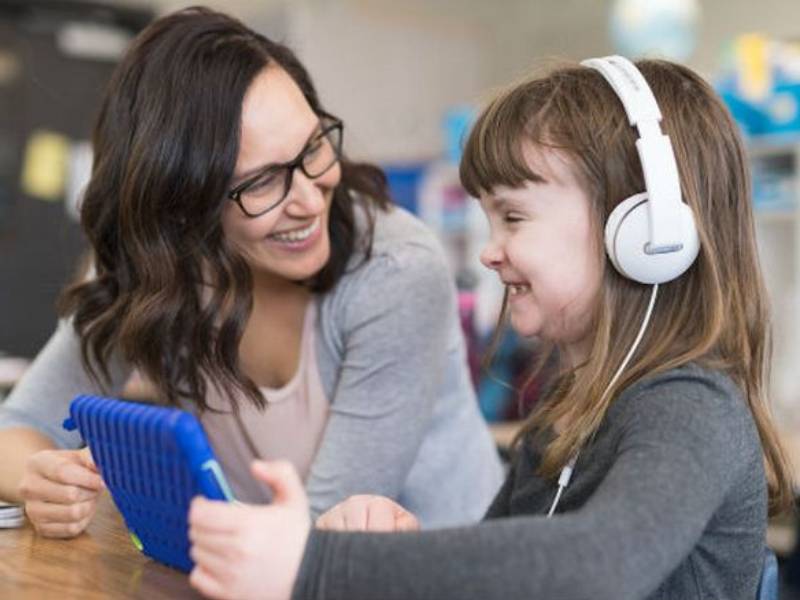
[746,134,800,158]
[756,208,797,223]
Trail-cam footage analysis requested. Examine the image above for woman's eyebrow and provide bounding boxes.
[231,122,324,184]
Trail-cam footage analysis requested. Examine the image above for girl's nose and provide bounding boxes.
[480,242,504,271]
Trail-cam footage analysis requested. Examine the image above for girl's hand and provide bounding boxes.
[188,460,310,600]
[316,494,420,532]
[18,447,105,538]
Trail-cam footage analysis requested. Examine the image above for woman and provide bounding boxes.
[0,7,502,538]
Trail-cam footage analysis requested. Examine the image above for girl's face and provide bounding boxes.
[479,145,603,366]
[221,66,341,286]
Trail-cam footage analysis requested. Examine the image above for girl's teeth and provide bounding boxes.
[270,221,316,243]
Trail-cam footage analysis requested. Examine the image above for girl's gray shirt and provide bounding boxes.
[0,205,503,527]
[293,364,768,600]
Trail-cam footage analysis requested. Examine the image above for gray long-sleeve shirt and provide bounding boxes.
[293,364,768,600]
[0,205,503,527]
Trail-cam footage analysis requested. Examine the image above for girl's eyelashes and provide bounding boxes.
[503,212,524,224]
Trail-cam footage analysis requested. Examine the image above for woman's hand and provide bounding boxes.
[189,460,310,600]
[18,447,105,538]
[316,494,420,532]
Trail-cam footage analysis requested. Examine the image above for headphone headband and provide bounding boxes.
[580,56,662,125]
[580,56,684,253]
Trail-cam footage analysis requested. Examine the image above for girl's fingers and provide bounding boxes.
[316,496,417,532]
[364,502,395,532]
[314,511,332,529]
[190,541,237,575]
[250,460,306,507]
[395,511,420,531]
[189,526,238,557]
[189,497,243,534]
[342,501,369,531]
[189,564,230,600]
[316,508,346,531]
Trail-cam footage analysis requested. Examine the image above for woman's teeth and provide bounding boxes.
[508,284,530,295]
[269,220,317,243]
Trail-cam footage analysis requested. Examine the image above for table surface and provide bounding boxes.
[0,493,201,599]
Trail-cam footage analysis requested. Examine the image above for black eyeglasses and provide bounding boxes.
[227,112,344,218]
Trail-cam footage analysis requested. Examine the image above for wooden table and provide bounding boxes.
[0,494,201,599]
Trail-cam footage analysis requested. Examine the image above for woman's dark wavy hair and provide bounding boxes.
[58,6,391,411]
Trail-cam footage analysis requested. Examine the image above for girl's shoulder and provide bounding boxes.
[609,363,757,448]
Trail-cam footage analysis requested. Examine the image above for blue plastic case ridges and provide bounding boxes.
[64,394,231,572]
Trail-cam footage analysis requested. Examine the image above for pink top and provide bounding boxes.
[199,301,329,502]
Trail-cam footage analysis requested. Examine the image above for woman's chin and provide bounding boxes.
[256,243,331,283]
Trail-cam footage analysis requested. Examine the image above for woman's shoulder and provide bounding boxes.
[356,203,447,263]
[316,204,457,331]
[331,204,452,292]
[313,205,460,363]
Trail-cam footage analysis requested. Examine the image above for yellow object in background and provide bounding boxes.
[20,130,70,202]
[735,33,771,102]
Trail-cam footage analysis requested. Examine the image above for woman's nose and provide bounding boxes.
[284,170,327,215]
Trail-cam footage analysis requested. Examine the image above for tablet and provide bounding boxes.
[63,394,235,572]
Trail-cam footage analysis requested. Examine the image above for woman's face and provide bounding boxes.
[221,65,341,286]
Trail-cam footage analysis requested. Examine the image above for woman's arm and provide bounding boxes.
[0,319,130,500]
[0,427,56,502]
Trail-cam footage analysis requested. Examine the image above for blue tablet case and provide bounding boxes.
[63,394,235,572]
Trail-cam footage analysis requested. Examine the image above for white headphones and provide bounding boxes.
[581,55,700,285]
[546,57,701,518]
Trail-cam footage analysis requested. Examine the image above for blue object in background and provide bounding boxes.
[383,163,427,214]
[477,330,520,422]
[443,106,476,165]
[383,105,476,215]
[757,548,779,600]
[718,81,768,136]
[761,82,800,136]
[717,69,800,139]
[63,394,233,572]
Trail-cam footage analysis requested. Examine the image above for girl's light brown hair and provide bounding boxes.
[460,58,794,516]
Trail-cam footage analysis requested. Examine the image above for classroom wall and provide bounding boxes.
[11,0,800,409]
[103,0,800,161]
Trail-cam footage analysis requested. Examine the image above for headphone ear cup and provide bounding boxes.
[605,193,700,284]
[604,193,644,276]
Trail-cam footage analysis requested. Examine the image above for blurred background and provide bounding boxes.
[2,0,800,591]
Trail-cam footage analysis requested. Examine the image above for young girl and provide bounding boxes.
[187,56,794,600]
[0,7,502,537]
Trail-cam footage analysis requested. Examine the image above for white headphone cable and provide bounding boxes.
[546,283,659,517]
